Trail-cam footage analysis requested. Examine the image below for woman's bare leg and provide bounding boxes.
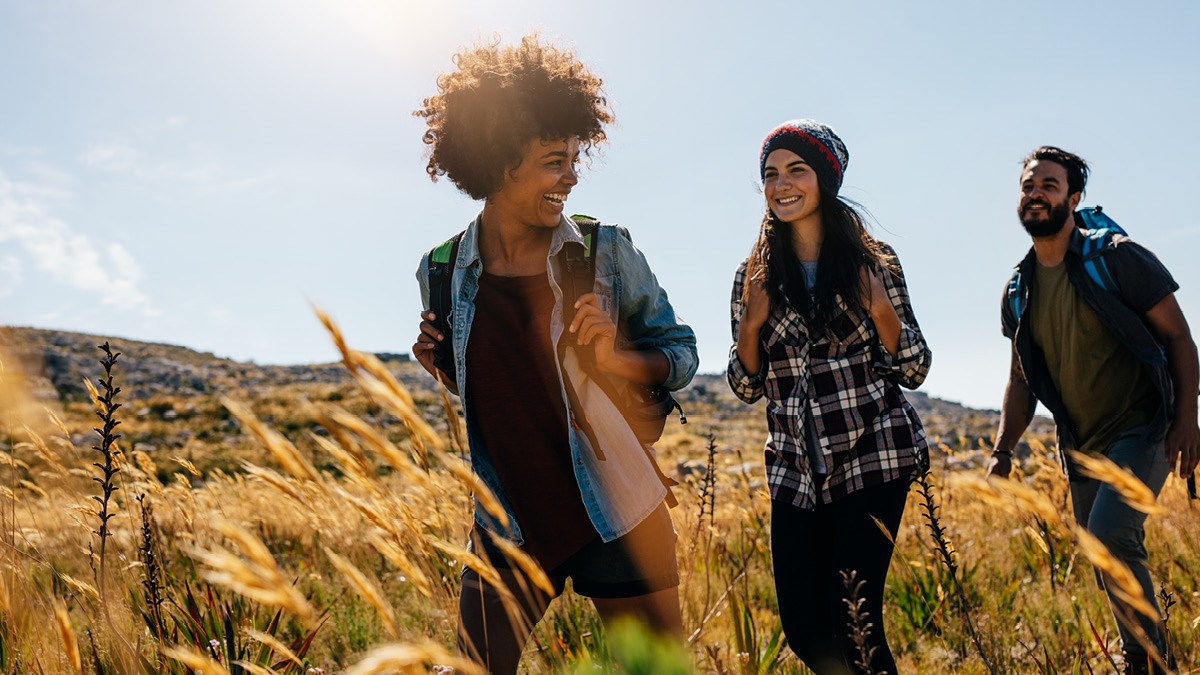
[458,567,555,675]
[591,586,683,638]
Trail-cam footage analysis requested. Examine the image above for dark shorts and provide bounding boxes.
[469,504,679,599]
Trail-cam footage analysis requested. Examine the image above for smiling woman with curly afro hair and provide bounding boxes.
[411,34,698,675]
[414,35,613,200]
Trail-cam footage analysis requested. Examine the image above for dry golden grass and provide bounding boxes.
[162,646,232,674]
[326,547,399,638]
[52,597,81,674]
[344,641,484,675]
[190,520,320,625]
[1072,526,1160,621]
[1070,449,1162,515]
[3,326,1199,673]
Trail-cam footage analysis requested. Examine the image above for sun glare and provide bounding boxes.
[318,0,451,58]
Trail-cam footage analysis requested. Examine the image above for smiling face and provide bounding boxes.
[1018,159,1079,238]
[488,137,581,229]
[763,148,822,226]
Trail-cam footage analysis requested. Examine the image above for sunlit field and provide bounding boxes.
[1,321,1197,674]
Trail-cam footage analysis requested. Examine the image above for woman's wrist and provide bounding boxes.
[595,345,669,385]
[738,314,766,340]
[735,334,762,375]
[593,343,622,373]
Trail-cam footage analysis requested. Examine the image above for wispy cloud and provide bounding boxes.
[0,170,156,315]
[79,141,145,173]
[78,133,267,193]
[80,140,222,183]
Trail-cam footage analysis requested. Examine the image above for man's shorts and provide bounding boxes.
[468,504,679,599]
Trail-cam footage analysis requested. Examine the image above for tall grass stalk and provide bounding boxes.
[914,468,996,674]
[840,569,878,675]
[137,494,167,647]
[1157,584,1176,668]
[87,343,122,602]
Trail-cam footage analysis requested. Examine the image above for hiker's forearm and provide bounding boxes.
[994,375,1033,455]
[1164,332,1200,423]
[597,347,670,386]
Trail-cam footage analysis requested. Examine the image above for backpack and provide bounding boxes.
[1007,206,1126,322]
[425,215,687,446]
[1004,208,1198,499]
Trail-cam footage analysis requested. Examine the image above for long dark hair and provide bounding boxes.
[745,188,893,335]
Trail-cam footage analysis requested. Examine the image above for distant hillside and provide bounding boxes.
[1,326,1028,439]
[0,326,416,401]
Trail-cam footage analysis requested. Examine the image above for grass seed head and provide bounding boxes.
[53,597,82,674]
[190,520,318,625]
[326,547,399,638]
[1073,526,1160,620]
[344,640,485,675]
[1069,451,1161,515]
[245,627,304,668]
[165,646,234,675]
[482,531,555,596]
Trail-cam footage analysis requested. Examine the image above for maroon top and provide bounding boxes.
[465,270,597,569]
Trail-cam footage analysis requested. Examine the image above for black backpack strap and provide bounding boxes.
[560,215,599,332]
[554,215,603,458]
[427,231,464,382]
[553,216,683,504]
[1006,266,1026,323]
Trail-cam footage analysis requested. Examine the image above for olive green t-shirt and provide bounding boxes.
[1029,261,1158,455]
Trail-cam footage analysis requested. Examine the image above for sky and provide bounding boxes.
[2,0,1198,411]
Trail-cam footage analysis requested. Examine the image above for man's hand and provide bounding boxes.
[986,451,1013,480]
[990,347,1034,482]
[1165,418,1200,478]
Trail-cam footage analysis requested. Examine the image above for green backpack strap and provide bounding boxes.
[427,231,464,381]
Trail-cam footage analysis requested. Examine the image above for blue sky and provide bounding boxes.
[2,0,1197,410]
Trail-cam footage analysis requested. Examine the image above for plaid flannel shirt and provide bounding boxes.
[726,244,931,509]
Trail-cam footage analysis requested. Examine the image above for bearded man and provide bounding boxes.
[988,146,1199,674]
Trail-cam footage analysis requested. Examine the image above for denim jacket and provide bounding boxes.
[417,213,698,544]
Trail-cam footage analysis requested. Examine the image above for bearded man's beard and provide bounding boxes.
[1019,198,1072,237]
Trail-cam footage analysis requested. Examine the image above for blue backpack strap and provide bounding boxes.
[427,231,464,380]
[1076,205,1128,236]
[1074,206,1124,294]
[1080,227,1113,290]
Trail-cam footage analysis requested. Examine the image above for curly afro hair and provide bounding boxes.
[415,35,613,200]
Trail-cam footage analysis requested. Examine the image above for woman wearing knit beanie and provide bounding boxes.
[726,119,932,673]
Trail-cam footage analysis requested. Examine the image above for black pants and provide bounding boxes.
[771,478,910,675]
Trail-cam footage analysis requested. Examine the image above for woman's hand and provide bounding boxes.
[735,273,771,376]
[412,310,457,391]
[571,293,670,384]
[570,293,618,368]
[861,265,901,356]
[740,272,771,333]
[860,266,892,315]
